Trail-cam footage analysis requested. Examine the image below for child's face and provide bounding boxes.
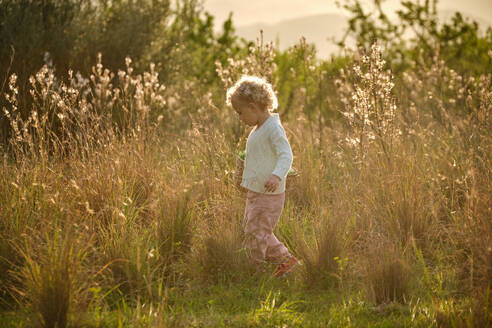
[233,100,262,127]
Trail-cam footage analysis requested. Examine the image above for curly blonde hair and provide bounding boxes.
[226,75,278,112]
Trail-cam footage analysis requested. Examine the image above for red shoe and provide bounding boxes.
[274,256,301,278]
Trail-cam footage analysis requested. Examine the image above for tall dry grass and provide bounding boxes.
[0,40,490,326]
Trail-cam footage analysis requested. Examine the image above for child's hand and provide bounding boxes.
[264,174,281,192]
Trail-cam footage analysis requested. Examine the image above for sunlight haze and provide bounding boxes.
[204,0,492,58]
[205,0,492,27]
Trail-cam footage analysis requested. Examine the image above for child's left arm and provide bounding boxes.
[264,126,293,192]
[264,174,282,192]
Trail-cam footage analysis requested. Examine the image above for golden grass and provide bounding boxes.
[0,44,490,325]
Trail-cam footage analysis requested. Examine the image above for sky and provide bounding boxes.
[203,0,492,27]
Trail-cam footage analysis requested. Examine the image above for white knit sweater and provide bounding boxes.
[241,114,293,194]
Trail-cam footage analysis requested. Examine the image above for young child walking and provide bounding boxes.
[226,75,300,277]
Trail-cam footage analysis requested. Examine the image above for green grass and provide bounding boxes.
[0,276,442,327]
[4,274,480,327]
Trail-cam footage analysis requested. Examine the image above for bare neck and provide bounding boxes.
[255,111,272,129]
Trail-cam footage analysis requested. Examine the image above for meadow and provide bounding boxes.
[0,1,491,327]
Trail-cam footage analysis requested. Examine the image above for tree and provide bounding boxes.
[337,0,492,76]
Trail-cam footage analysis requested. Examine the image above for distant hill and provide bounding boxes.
[236,13,348,59]
[235,10,492,59]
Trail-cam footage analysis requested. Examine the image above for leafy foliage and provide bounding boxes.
[338,0,492,75]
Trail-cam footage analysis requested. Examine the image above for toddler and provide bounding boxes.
[226,75,300,277]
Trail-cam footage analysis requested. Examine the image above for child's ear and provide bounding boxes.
[250,102,261,112]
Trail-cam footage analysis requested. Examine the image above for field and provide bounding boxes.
[0,1,491,327]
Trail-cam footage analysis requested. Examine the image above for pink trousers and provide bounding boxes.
[243,191,291,265]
